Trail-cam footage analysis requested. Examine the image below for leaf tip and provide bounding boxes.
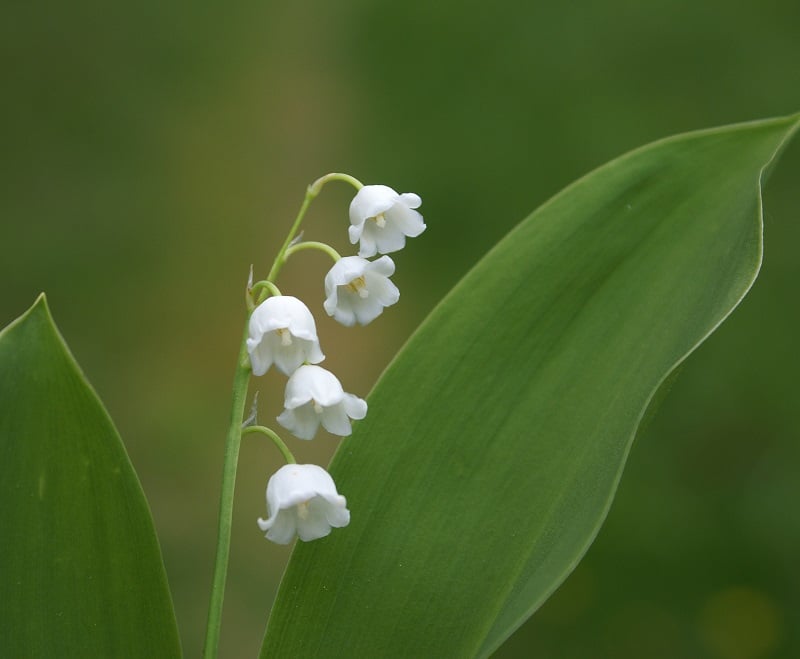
[31,291,50,313]
[16,292,52,322]
[23,293,58,333]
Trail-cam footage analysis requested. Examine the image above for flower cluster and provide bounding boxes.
[247,181,425,544]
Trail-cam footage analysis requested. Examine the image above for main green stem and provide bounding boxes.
[202,324,251,659]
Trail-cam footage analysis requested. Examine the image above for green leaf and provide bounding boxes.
[0,296,181,657]
[261,115,800,657]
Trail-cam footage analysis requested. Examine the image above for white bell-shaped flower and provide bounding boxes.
[247,296,324,376]
[349,184,426,257]
[257,463,350,544]
[277,365,367,440]
[323,256,399,327]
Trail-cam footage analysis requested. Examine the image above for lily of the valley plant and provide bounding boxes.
[202,173,425,659]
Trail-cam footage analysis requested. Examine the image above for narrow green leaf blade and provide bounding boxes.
[0,296,181,657]
[262,115,800,658]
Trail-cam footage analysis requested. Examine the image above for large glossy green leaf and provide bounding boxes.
[261,115,800,658]
[0,296,181,657]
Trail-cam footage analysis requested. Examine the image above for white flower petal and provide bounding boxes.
[247,296,324,376]
[323,256,399,326]
[353,294,385,326]
[320,404,354,437]
[277,404,320,440]
[285,365,345,407]
[296,499,337,541]
[328,256,367,285]
[368,223,407,256]
[369,255,396,277]
[258,511,296,545]
[348,223,363,244]
[322,499,350,528]
[348,185,425,256]
[355,231,380,258]
[259,464,350,544]
[246,337,274,376]
[399,192,422,208]
[342,393,368,420]
[349,185,399,226]
[278,366,366,439]
[322,289,339,316]
[365,270,400,307]
[329,302,357,327]
[386,203,426,237]
[272,339,305,376]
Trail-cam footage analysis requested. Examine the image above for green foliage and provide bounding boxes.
[261,115,800,658]
[0,296,181,658]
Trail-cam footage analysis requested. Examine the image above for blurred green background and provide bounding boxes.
[2,1,799,657]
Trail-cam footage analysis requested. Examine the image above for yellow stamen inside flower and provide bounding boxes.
[346,275,369,299]
[370,212,387,228]
[313,400,323,414]
[276,328,292,346]
[296,501,310,520]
